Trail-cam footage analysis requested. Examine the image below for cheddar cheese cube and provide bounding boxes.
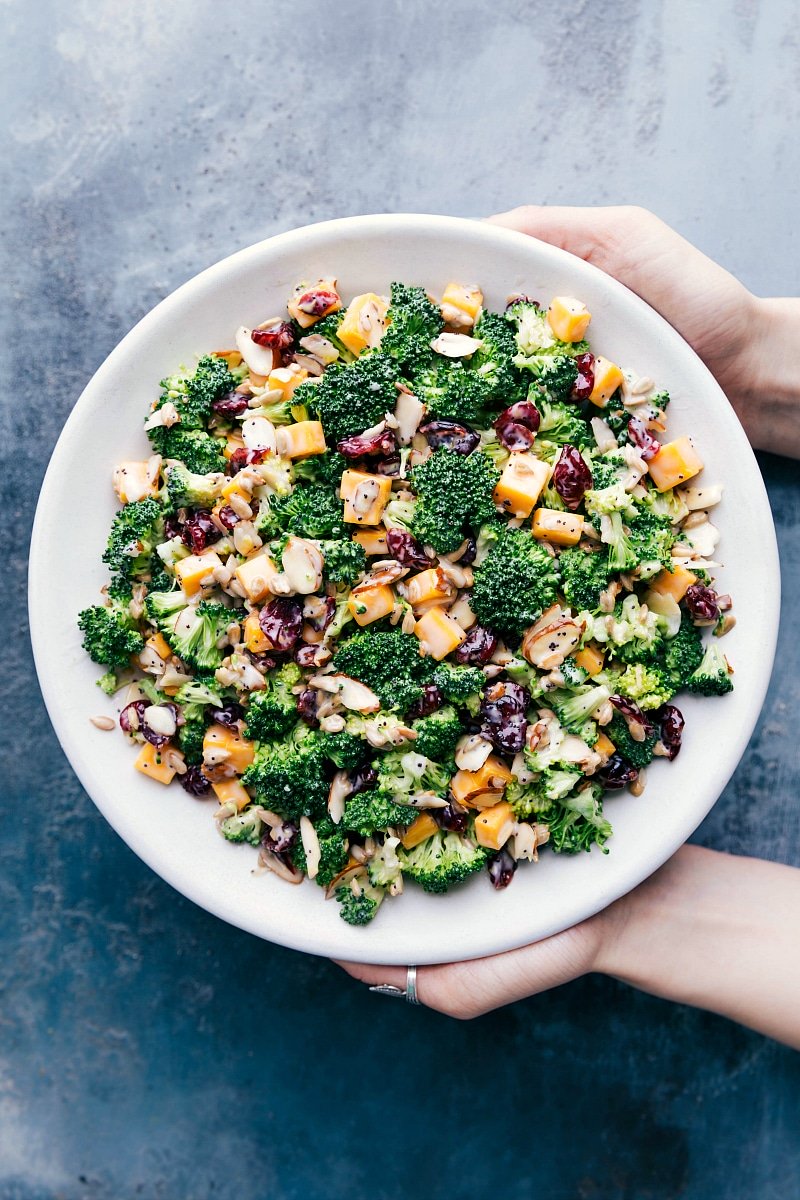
[134,743,181,785]
[650,562,698,602]
[213,349,243,369]
[145,632,172,661]
[589,356,625,408]
[243,610,271,653]
[400,812,439,850]
[234,551,283,603]
[211,779,252,812]
[348,584,395,626]
[203,724,255,775]
[574,644,605,677]
[337,292,390,356]
[494,453,550,518]
[113,460,160,504]
[353,528,389,556]
[414,606,466,660]
[174,549,223,596]
[547,296,591,342]
[277,420,326,460]
[474,801,516,851]
[450,755,514,808]
[647,436,704,492]
[221,472,253,504]
[267,364,309,399]
[532,507,584,546]
[404,567,453,613]
[440,282,483,328]
[340,469,392,525]
[594,732,616,759]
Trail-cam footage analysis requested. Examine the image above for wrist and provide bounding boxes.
[735,296,800,456]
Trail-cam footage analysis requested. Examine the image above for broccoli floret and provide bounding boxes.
[175,678,224,708]
[431,662,485,705]
[342,788,417,836]
[559,547,612,613]
[628,510,676,577]
[148,428,226,474]
[381,281,443,369]
[506,769,583,818]
[333,629,434,712]
[613,663,675,710]
[296,350,399,445]
[319,538,367,584]
[543,784,612,854]
[244,663,301,741]
[78,601,144,667]
[607,712,657,769]
[471,525,559,639]
[164,462,224,511]
[523,353,579,402]
[535,398,593,448]
[292,449,349,488]
[596,594,664,666]
[178,715,207,764]
[601,511,638,572]
[686,641,734,696]
[399,830,487,894]
[291,816,349,888]
[102,497,165,585]
[335,880,386,925]
[508,300,589,360]
[220,807,265,845]
[470,309,526,406]
[257,481,345,540]
[587,452,626,491]
[412,705,464,760]
[315,729,368,771]
[550,684,611,741]
[376,749,453,802]
[155,354,237,432]
[410,448,499,554]
[559,657,589,689]
[144,587,186,628]
[242,740,329,821]
[411,361,492,426]
[166,601,234,671]
[367,835,404,889]
[661,616,704,688]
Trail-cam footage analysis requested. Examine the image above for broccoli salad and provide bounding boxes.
[79,277,735,925]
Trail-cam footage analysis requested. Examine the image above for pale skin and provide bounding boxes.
[337,206,800,1048]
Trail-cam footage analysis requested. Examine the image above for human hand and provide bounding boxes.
[487,206,798,459]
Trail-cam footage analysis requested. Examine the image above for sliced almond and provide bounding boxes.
[393,390,426,444]
[281,537,324,595]
[430,332,483,358]
[455,734,494,772]
[242,416,277,452]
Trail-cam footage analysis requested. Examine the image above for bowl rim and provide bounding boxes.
[29,212,780,963]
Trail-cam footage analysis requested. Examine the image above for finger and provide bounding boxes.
[334,960,407,991]
[486,203,659,275]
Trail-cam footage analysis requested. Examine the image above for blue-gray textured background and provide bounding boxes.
[2,2,799,1197]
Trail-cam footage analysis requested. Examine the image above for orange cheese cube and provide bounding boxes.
[348,584,395,626]
[213,349,243,369]
[221,472,253,504]
[440,282,483,327]
[243,610,270,653]
[211,779,252,812]
[414,607,466,660]
[450,755,514,809]
[203,724,255,775]
[277,420,326,460]
[647,436,704,492]
[113,460,160,504]
[337,292,390,356]
[574,644,605,677]
[145,632,172,661]
[594,732,616,758]
[650,562,698,602]
[353,528,389,556]
[404,567,454,613]
[532,507,584,546]
[400,812,439,850]
[474,801,516,851]
[174,549,223,596]
[494,453,550,518]
[340,469,392,525]
[134,743,181,785]
[547,296,591,342]
[589,356,625,408]
[267,364,309,399]
[287,280,341,328]
[234,551,283,603]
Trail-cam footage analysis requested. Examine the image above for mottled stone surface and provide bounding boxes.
[2,1,799,1196]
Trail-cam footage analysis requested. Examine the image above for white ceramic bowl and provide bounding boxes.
[29,214,779,965]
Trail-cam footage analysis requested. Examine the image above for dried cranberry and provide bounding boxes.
[337,427,397,458]
[181,510,222,553]
[598,755,639,790]
[419,419,480,456]
[259,597,303,652]
[248,652,280,673]
[456,536,477,566]
[375,455,401,476]
[295,288,339,317]
[480,681,530,754]
[262,819,298,855]
[385,528,431,571]
[454,625,498,665]
[627,416,661,461]
[227,447,267,475]
[684,584,721,622]
[571,353,595,402]
[655,703,684,760]
[180,766,212,796]
[120,700,178,748]
[350,764,379,795]
[609,695,654,737]
[294,643,320,668]
[407,684,444,719]
[437,801,469,833]
[494,399,541,451]
[297,688,319,727]
[212,390,249,420]
[164,514,184,541]
[250,320,295,358]
[216,505,240,531]
[505,294,539,310]
[552,445,593,510]
[210,703,244,729]
[488,849,517,889]
[119,700,147,735]
[304,596,336,636]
